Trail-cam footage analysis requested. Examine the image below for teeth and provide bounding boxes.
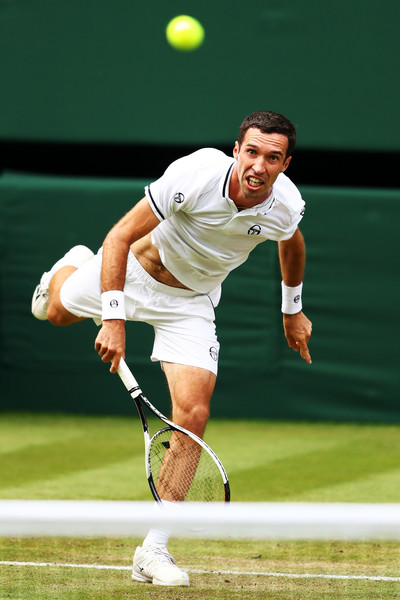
[248,177,263,186]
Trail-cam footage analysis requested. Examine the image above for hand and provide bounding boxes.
[94,320,126,373]
[283,311,312,365]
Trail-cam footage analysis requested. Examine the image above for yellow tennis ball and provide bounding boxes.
[166,15,205,52]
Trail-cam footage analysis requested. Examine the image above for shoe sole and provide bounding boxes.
[153,578,190,586]
[132,570,152,583]
[132,570,189,586]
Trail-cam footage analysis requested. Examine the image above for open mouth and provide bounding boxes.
[247,176,264,189]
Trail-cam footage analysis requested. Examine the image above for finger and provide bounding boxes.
[299,341,312,364]
[94,337,107,355]
[286,334,299,352]
[97,346,110,359]
[101,349,114,363]
[109,353,122,374]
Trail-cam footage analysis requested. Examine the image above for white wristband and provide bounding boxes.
[281,281,303,314]
[101,290,126,321]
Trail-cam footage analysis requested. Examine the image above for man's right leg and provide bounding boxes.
[132,363,215,586]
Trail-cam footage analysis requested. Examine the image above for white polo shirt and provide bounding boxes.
[146,148,305,305]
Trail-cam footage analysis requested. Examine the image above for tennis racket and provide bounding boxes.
[117,357,230,504]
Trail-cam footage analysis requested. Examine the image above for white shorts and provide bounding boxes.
[60,250,220,374]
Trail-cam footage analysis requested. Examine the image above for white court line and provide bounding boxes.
[1,561,130,571]
[1,561,399,582]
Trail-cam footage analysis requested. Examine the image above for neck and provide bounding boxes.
[233,189,273,211]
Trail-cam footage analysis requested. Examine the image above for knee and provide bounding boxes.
[47,302,76,326]
[191,403,210,427]
[177,402,210,438]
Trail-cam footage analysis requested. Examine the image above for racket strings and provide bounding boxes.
[149,428,225,502]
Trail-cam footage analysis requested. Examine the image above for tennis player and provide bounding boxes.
[32,110,312,586]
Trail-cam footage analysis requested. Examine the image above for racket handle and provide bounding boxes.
[117,357,141,395]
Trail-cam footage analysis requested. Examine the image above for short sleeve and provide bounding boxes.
[145,148,232,221]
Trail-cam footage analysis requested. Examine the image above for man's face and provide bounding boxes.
[232,128,292,205]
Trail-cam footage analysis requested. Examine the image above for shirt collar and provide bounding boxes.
[219,161,235,199]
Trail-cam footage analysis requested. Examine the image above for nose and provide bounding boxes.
[253,156,266,174]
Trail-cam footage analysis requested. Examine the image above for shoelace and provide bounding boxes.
[146,547,176,566]
[38,272,51,296]
[34,284,48,302]
[39,287,49,298]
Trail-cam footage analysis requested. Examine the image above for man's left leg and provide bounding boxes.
[132,363,216,587]
[31,245,94,321]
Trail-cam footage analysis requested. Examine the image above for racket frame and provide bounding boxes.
[117,357,230,503]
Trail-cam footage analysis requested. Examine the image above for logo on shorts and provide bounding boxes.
[174,192,185,204]
[110,299,119,308]
[209,346,218,361]
[248,224,261,235]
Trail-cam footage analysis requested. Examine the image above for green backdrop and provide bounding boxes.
[1,172,399,422]
[0,0,399,150]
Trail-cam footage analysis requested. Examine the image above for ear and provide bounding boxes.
[233,141,239,159]
[282,156,292,172]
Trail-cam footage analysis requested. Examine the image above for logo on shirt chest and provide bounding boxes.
[174,192,185,204]
[247,224,261,235]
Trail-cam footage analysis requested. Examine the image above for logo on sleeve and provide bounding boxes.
[174,192,185,204]
[248,224,261,235]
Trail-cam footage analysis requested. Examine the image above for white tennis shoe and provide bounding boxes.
[31,271,52,320]
[31,245,94,321]
[132,545,190,586]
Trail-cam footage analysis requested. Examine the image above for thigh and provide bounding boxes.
[59,252,102,319]
[162,362,216,438]
[151,295,220,376]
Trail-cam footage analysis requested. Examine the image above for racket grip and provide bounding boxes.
[117,357,141,394]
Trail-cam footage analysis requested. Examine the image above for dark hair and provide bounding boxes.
[237,110,297,158]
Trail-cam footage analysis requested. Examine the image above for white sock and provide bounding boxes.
[141,500,179,550]
[142,528,170,550]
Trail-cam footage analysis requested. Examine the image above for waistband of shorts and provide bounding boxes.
[127,251,200,298]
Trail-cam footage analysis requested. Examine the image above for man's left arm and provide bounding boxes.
[278,227,312,365]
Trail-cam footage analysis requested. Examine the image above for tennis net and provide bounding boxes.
[1,500,400,540]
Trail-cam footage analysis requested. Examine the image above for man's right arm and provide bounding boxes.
[94,197,160,373]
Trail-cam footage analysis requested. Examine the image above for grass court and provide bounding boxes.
[1,413,400,599]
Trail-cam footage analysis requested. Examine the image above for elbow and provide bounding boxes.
[279,228,304,252]
[103,225,131,252]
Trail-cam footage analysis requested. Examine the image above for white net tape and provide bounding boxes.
[1,501,400,540]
